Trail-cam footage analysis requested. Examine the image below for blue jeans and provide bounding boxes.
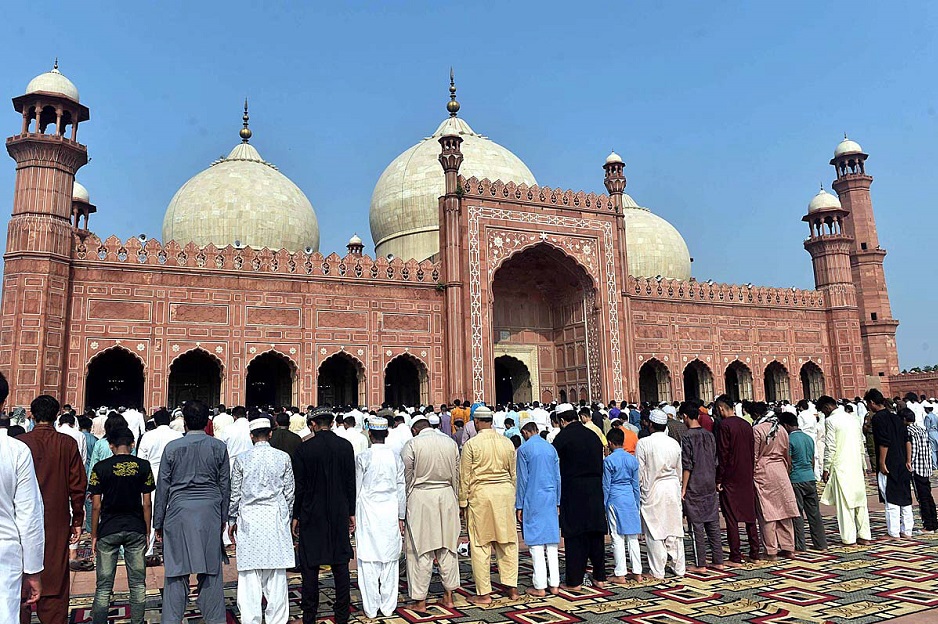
[93,531,147,624]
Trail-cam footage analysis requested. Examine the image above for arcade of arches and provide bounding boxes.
[636,358,826,405]
[491,244,598,405]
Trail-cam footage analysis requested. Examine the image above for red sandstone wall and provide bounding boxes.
[889,372,938,400]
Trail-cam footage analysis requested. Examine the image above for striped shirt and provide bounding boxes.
[907,424,933,478]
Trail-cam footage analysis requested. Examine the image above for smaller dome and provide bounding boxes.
[605,151,623,165]
[26,62,79,102]
[834,136,863,158]
[72,181,90,203]
[348,233,363,245]
[808,187,841,212]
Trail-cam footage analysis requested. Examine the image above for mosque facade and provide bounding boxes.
[0,64,918,410]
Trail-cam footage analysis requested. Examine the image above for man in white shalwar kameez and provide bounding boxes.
[228,417,295,624]
[817,396,871,545]
[356,416,406,618]
[0,418,45,622]
[635,410,685,579]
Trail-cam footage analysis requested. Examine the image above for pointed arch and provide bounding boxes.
[246,350,297,408]
[384,353,429,407]
[85,346,145,410]
[724,360,753,402]
[168,347,224,408]
[494,355,532,405]
[639,358,672,404]
[764,361,791,403]
[318,351,366,407]
[683,359,714,403]
[800,361,825,400]
[491,241,597,291]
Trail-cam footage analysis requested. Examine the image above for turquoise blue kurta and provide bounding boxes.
[602,448,642,535]
[515,434,561,545]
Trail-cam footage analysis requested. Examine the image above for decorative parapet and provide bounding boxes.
[459,176,615,212]
[73,234,441,285]
[627,276,825,309]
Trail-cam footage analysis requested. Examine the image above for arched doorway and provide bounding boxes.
[85,348,145,410]
[385,355,428,407]
[318,353,364,407]
[800,362,825,400]
[168,349,222,408]
[491,244,597,404]
[683,360,714,402]
[246,352,295,408]
[764,361,791,403]
[494,355,532,405]
[724,361,753,403]
[639,359,672,404]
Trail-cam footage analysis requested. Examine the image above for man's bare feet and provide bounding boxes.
[434,589,455,608]
[526,587,546,597]
[687,565,707,573]
[506,587,520,600]
[628,573,644,582]
[593,580,606,589]
[725,559,745,568]
[549,586,560,595]
[560,584,581,592]
[607,575,628,584]
[710,564,725,571]
[857,538,872,545]
[407,600,427,612]
[467,594,493,606]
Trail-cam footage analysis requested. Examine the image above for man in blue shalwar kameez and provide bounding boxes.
[515,422,562,596]
[603,427,643,583]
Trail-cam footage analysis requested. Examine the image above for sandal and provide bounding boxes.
[69,559,94,572]
[145,555,162,567]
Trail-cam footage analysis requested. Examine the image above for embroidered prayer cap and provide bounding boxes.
[249,417,272,432]
[473,406,494,421]
[368,416,388,431]
[649,409,668,425]
[428,414,441,425]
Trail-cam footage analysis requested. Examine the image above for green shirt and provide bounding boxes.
[788,429,816,483]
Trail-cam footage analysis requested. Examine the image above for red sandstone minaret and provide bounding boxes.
[830,136,899,387]
[803,187,867,398]
[2,61,89,405]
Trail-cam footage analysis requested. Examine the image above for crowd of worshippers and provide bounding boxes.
[2,378,938,624]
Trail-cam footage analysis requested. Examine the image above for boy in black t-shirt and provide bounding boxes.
[88,426,155,624]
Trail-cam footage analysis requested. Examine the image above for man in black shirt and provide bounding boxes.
[89,427,155,624]
[866,388,914,539]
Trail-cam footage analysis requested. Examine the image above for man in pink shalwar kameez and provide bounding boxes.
[752,405,801,559]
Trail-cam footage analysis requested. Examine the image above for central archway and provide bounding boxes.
[168,349,222,408]
[491,244,597,404]
[384,354,428,407]
[639,359,671,404]
[494,355,532,405]
[724,361,753,402]
[246,351,296,408]
[85,348,145,410]
[683,360,714,403]
[764,361,791,403]
[318,353,365,407]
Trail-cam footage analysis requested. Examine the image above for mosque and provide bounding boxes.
[0,63,922,410]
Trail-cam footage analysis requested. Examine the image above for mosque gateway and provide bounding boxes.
[2,63,924,410]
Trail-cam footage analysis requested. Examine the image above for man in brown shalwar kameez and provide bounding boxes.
[19,395,87,624]
[751,404,800,559]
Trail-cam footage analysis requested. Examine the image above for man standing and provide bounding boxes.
[137,408,182,562]
[752,405,800,559]
[0,373,45,623]
[516,421,562,596]
[458,405,519,605]
[553,403,607,590]
[713,395,761,564]
[868,389,914,538]
[154,401,231,624]
[401,415,461,611]
[212,404,233,439]
[55,412,87,466]
[19,395,86,624]
[603,428,642,583]
[679,402,723,571]
[220,406,252,470]
[228,418,295,624]
[925,405,938,470]
[292,408,356,624]
[636,410,685,579]
[902,408,938,533]
[579,405,607,447]
[817,395,872,545]
[355,417,406,619]
[778,411,827,551]
[269,412,301,456]
[88,427,154,624]
[337,415,369,456]
[386,414,413,456]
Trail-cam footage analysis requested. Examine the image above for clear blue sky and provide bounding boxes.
[0,1,935,368]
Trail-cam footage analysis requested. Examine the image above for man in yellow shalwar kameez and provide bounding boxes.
[459,405,520,605]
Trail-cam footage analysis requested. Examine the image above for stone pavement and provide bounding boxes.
[47,477,938,623]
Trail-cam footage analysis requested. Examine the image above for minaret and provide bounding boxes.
[604,150,636,400]
[346,233,364,256]
[830,136,899,386]
[438,69,468,400]
[2,62,89,405]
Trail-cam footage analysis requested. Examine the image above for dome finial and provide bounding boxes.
[53,57,59,71]
[447,67,460,117]
[240,98,252,143]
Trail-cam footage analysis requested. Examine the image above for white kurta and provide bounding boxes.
[338,427,369,456]
[56,423,87,464]
[386,424,413,457]
[635,431,684,540]
[229,441,296,571]
[224,418,253,469]
[137,425,183,479]
[122,409,147,444]
[355,445,406,562]
[0,430,45,623]
[821,408,867,509]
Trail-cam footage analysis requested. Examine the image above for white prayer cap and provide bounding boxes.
[428,414,441,425]
[249,417,272,432]
[555,403,575,415]
[649,409,668,425]
[473,406,494,421]
[411,415,429,427]
[97,407,108,416]
[172,409,183,418]
[368,416,388,431]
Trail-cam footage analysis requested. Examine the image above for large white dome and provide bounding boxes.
[370,115,536,261]
[162,141,319,252]
[622,194,692,280]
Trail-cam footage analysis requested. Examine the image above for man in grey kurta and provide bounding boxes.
[154,401,230,624]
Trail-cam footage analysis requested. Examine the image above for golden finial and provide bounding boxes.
[240,98,252,143]
[447,67,460,117]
